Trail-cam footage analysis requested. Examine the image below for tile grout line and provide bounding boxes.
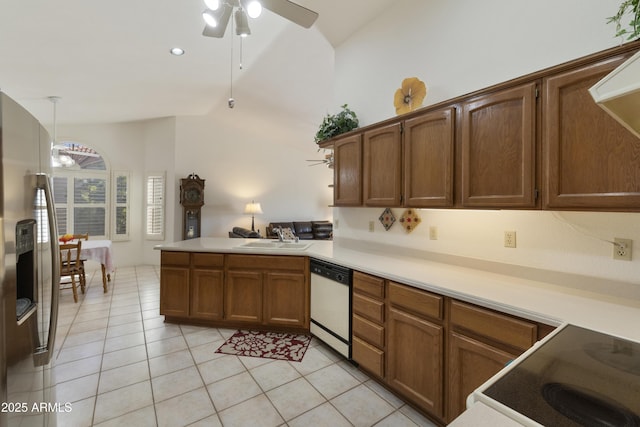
[89,267,118,427]
[134,264,163,427]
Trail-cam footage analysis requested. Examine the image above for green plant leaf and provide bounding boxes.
[314,104,359,143]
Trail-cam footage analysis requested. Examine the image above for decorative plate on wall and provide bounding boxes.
[394,77,427,115]
[399,209,421,233]
[378,208,396,231]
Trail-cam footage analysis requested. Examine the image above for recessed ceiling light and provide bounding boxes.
[170,47,185,56]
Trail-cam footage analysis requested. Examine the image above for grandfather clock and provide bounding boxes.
[179,173,205,240]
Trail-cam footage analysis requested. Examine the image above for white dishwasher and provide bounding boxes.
[310,258,352,359]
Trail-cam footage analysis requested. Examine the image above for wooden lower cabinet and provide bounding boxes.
[445,300,539,423]
[160,252,190,318]
[447,332,518,421]
[352,271,386,379]
[225,255,309,330]
[191,268,224,320]
[352,335,384,378]
[264,271,308,327]
[190,253,224,320]
[160,252,309,332]
[225,270,263,323]
[350,271,551,425]
[387,307,444,418]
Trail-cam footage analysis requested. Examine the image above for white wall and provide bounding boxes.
[174,98,334,239]
[57,121,147,268]
[332,0,640,284]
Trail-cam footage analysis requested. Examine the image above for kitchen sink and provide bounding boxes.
[237,240,312,250]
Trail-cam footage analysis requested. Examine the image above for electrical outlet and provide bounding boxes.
[613,238,632,261]
[368,221,375,232]
[429,226,438,240]
[334,219,339,229]
[504,231,517,248]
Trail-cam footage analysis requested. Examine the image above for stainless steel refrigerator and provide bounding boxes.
[0,92,60,427]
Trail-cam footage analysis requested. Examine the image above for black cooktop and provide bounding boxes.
[483,325,640,427]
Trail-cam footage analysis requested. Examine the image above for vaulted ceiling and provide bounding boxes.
[0,0,395,125]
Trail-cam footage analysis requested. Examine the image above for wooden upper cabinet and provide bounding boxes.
[363,123,403,206]
[404,108,455,207]
[333,134,362,206]
[543,54,640,210]
[461,82,538,208]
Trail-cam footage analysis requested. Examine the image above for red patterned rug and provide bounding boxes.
[215,330,311,362]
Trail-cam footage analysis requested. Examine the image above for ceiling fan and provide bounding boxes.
[202,0,319,38]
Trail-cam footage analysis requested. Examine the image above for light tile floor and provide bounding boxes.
[52,265,438,427]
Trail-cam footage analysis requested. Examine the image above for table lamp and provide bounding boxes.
[243,200,263,231]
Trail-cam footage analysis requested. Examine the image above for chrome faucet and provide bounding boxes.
[273,226,298,242]
[274,226,285,242]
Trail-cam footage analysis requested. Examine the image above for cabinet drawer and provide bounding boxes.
[161,251,190,266]
[388,281,443,320]
[353,336,384,378]
[353,313,385,348]
[227,254,306,271]
[192,253,224,268]
[353,271,385,299]
[353,293,385,323]
[450,300,537,352]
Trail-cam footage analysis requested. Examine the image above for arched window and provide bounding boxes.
[52,142,129,241]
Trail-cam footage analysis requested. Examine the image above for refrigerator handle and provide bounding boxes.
[33,173,60,366]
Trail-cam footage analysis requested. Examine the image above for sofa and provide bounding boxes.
[228,227,262,238]
[266,221,332,240]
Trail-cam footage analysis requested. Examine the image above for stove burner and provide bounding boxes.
[542,382,640,427]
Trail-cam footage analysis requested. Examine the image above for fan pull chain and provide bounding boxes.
[228,13,235,108]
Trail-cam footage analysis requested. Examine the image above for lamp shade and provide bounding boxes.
[243,201,263,215]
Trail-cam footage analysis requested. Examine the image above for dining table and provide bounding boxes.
[78,239,114,293]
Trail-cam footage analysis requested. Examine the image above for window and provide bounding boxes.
[53,172,108,239]
[52,141,129,240]
[112,171,130,241]
[145,172,165,240]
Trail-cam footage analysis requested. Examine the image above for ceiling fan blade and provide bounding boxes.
[261,0,318,28]
[202,4,233,38]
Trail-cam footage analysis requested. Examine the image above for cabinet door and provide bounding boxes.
[225,270,263,323]
[461,83,538,207]
[191,268,224,320]
[159,266,190,318]
[447,332,518,422]
[544,55,640,210]
[264,271,308,328]
[363,123,403,206]
[404,108,455,207]
[387,307,444,419]
[333,134,363,206]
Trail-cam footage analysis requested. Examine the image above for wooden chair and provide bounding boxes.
[72,233,89,292]
[60,241,83,303]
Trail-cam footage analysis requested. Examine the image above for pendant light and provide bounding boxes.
[49,96,75,168]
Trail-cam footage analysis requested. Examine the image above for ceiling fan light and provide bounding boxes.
[235,8,251,37]
[245,1,262,19]
[204,0,220,11]
[202,9,218,27]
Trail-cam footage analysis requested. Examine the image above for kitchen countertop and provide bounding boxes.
[155,237,640,342]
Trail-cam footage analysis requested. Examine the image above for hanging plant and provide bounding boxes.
[607,0,640,41]
[314,104,359,144]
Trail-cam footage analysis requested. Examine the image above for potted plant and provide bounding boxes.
[608,0,640,41]
[314,104,359,144]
